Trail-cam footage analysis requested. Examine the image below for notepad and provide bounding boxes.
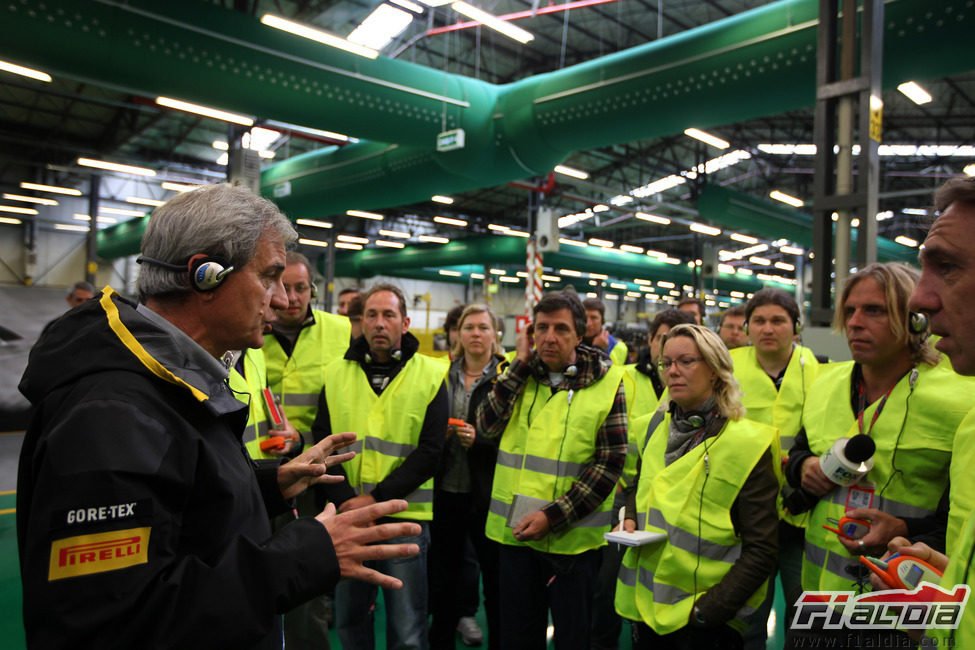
[603,530,667,547]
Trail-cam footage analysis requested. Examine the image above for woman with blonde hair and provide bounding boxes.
[429,304,507,649]
[616,324,779,649]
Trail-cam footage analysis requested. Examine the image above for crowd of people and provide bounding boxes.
[17,175,975,650]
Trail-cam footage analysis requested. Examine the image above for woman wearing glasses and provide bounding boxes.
[615,324,779,649]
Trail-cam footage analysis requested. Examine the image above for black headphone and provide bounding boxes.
[364,349,402,363]
[564,364,578,377]
[743,314,801,336]
[137,255,234,292]
[908,311,929,335]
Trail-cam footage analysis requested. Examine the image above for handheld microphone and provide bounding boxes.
[783,435,876,515]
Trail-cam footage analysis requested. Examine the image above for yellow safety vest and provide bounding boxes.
[263,309,350,441]
[927,513,975,648]
[802,361,974,592]
[731,345,819,526]
[620,366,658,491]
[228,351,276,460]
[615,411,775,634]
[485,365,625,555]
[323,353,448,521]
[610,340,628,366]
[948,408,975,552]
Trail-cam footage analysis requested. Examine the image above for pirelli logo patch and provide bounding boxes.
[48,527,150,581]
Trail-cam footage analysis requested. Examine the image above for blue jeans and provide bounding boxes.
[335,520,430,650]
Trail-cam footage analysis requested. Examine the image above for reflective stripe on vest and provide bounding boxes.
[263,309,351,438]
[802,361,973,593]
[228,352,276,460]
[324,353,447,521]
[485,364,625,555]
[614,410,774,634]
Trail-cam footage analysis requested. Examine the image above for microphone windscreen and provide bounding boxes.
[844,435,876,464]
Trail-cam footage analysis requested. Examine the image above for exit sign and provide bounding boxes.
[436,128,465,152]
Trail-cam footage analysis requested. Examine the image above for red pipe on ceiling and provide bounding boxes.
[425,0,625,36]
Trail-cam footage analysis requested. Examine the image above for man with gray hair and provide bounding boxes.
[17,184,420,649]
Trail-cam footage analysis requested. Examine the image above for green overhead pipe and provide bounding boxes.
[696,184,918,264]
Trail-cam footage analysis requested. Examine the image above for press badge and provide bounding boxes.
[845,483,875,512]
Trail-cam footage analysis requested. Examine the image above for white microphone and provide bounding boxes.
[819,435,876,486]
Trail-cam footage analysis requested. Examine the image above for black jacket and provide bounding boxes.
[17,290,339,649]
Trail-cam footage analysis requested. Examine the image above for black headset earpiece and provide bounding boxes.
[364,348,402,364]
[136,256,185,272]
[310,282,318,299]
[189,257,234,292]
[564,364,578,377]
[909,311,929,335]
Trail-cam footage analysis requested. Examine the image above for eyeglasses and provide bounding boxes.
[658,356,703,371]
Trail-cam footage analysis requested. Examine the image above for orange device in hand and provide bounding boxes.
[822,516,871,540]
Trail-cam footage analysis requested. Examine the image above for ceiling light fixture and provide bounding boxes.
[347,209,383,220]
[897,81,932,105]
[431,195,454,204]
[334,242,363,250]
[3,193,57,206]
[558,238,587,248]
[348,4,414,51]
[379,229,411,239]
[894,235,919,247]
[689,223,721,236]
[338,234,369,244]
[161,182,201,193]
[554,164,588,180]
[55,223,90,232]
[20,182,81,196]
[730,232,759,244]
[296,219,333,229]
[590,273,609,280]
[774,261,796,271]
[299,238,329,248]
[419,235,449,243]
[634,212,670,225]
[499,276,520,283]
[780,245,804,255]
[260,14,379,59]
[450,2,534,43]
[619,244,644,254]
[0,216,23,225]
[487,223,510,231]
[684,128,730,149]
[592,204,610,213]
[588,238,614,248]
[0,58,51,82]
[263,119,354,143]
[126,196,165,207]
[434,216,468,227]
[439,269,462,277]
[375,240,405,248]
[100,207,146,217]
[560,269,582,277]
[156,96,254,126]
[0,205,38,215]
[770,190,804,207]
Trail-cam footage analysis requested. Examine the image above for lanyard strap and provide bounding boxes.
[856,379,896,437]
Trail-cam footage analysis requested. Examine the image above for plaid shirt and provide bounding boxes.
[476,344,627,534]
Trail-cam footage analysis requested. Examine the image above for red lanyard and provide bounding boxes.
[856,380,896,437]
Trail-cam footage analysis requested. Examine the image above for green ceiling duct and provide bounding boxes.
[697,184,918,264]
[2,0,968,257]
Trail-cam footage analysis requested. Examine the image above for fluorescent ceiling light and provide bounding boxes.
[635,212,670,225]
[902,208,929,216]
[216,153,229,166]
[156,96,254,126]
[662,257,681,265]
[126,196,165,207]
[689,223,721,236]
[379,229,411,239]
[769,190,804,207]
[646,250,667,259]
[73,214,117,224]
[487,223,510,231]
[347,209,383,220]
[558,212,593,228]
[748,256,771,265]
[338,234,369,244]
[261,14,379,59]
[264,119,354,143]
[431,195,454,204]
[499,276,520,283]
[657,281,675,288]
[296,218,333,229]
[560,269,582,277]
[417,0,452,6]
[592,204,610,213]
[348,4,414,50]
[3,193,57,205]
[213,140,230,151]
[161,181,202,193]
[718,264,736,274]
[737,267,753,276]
[554,165,588,180]
[632,174,687,198]
[504,229,529,238]
[774,261,796,271]
[100,207,146,217]
[684,128,729,149]
[0,205,38,215]
[299,238,329,247]
[0,59,51,82]
[489,268,506,275]
[558,238,587,248]
[757,144,818,155]
[610,195,634,206]
[894,235,919,247]
[730,233,758,244]
[55,223,90,232]
[588,238,614,248]
[610,282,627,290]
[20,182,81,196]
[419,235,449,243]
[965,163,975,177]
[335,242,363,250]
[471,272,485,279]
[634,278,652,285]
[439,269,462,277]
[434,216,468,227]
[590,273,609,280]
[375,240,405,248]
[780,245,804,255]
[390,0,425,12]
[897,81,932,105]
[451,2,534,43]
[620,244,644,254]
[0,216,23,225]
[541,275,561,282]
